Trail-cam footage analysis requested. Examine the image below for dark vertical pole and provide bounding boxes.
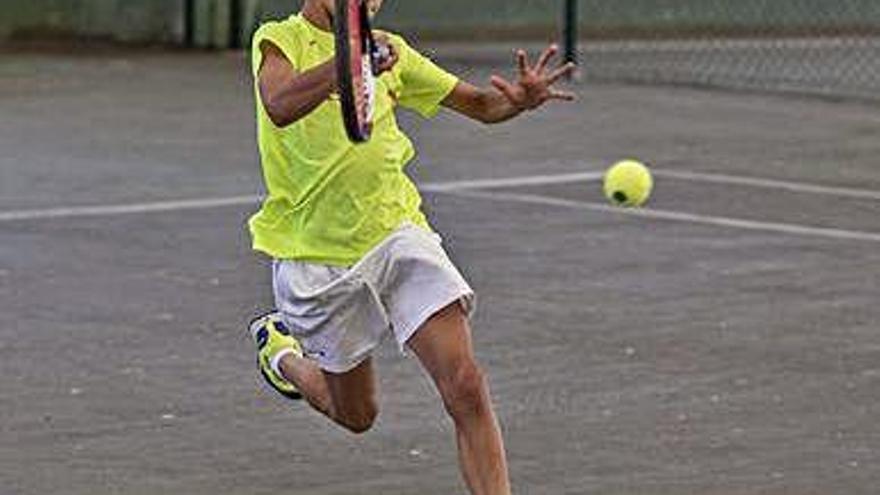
[229,0,242,49]
[184,0,195,47]
[564,0,577,66]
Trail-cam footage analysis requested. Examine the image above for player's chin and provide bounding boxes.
[367,0,383,17]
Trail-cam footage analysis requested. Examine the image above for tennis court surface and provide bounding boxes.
[2,48,879,494]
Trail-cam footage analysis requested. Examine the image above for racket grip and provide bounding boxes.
[372,44,392,72]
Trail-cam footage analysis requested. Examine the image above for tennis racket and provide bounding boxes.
[334,0,390,143]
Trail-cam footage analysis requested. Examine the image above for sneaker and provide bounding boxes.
[248,312,303,401]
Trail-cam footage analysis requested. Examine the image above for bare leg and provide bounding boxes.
[408,302,512,495]
[279,355,379,434]
[278,355,333,416]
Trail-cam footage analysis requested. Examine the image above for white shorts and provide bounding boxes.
[272,223,475,374]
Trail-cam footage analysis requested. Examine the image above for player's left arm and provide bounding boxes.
[442,44,576,124]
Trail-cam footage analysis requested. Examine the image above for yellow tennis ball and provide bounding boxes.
[603,159,653,207]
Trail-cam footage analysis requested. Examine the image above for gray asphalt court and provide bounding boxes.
[1,46,879,495]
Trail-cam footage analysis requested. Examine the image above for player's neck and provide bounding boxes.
[301,1,333,32]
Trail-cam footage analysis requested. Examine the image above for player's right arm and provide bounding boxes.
[257,41,337,128]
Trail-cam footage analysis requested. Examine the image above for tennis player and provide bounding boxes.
[247,1,574,493]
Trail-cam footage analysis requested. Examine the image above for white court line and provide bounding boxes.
[1,170,878,244]
[0,171,605,223]
[653,170,880,201]
[420,171,605,192]
[0,195,259,222]
[443,189,880,244]
[424,169,880,200]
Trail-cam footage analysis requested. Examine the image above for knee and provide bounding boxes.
[336,401,378,435]
[440,361,489,421]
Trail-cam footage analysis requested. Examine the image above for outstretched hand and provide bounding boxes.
[490,44,577,111]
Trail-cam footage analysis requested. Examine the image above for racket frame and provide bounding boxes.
[334,0,381,142]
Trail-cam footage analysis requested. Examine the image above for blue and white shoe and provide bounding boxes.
[248,312,303,401]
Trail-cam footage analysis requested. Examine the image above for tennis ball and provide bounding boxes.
[603,159,653,207]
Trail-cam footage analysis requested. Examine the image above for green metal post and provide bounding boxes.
[564,0,577,66]
[184,0,195,47]
[229,0,242,48]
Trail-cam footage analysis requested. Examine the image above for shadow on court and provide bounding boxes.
[1,48,879,495]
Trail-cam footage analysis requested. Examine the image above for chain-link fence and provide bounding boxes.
[249,0,880,100]
[576,0,880,100]
[2,1,877,100]
[0,0,183,44]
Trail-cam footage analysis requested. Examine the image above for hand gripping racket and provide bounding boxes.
[334,0,390,143]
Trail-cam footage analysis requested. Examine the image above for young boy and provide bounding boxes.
[247,1,575,493]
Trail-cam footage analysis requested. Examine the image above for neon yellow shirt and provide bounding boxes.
[248,14,459,265]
